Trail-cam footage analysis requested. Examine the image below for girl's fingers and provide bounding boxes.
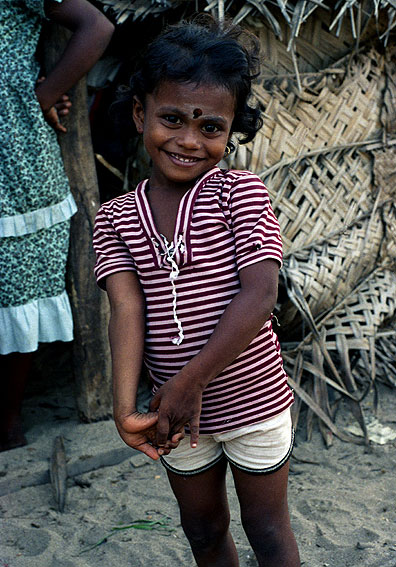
[144,410,161,422]
[138,442,160,461]
[171,431,185,443]
[149,393,160,412]
[157,447,170,456]
[164,437,183,450]
[42,107,67,132]
[54,97,70,105]
[157,429,186,455]
[53,121,67,133]
[156,413,171,447]
[55,102,72,115]
[189,418,200,448]
[123,411,158,432]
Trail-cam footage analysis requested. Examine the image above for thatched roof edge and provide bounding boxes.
[96,0,396,47]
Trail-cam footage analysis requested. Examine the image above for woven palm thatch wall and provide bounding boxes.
[226,13,396,445]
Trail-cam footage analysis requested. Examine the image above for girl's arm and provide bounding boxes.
[35,0,114,129]
[107,272,159,460]
[150,258,280,448]
[107,271,183,460]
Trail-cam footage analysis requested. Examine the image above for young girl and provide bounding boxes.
[93,16,300,567]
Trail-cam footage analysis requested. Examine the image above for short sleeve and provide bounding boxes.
[227,172,283,272]
[93,205,136,290]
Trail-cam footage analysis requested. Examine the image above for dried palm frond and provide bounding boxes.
[283,268,396,444]
[240,0,396,49]
[96,0,396,47]
[357,329,396,387]
[98,0,180,24]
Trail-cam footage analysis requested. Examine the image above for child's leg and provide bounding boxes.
[0,352,32,451]
[231,461,300,567]
[166,458,239,567]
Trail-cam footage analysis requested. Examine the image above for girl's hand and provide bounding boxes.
[115,410,184,461]
[36,77,72,133]
[149,375,203,449]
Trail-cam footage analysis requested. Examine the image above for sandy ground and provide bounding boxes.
[1,348,396,567]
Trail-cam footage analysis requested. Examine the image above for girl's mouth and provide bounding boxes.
[167,152,202,164]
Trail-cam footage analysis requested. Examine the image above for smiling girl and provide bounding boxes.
[93,15,300,567]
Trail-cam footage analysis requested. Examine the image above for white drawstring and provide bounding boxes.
[161,234,185,345]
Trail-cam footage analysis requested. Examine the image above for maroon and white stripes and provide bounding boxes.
[93,168,293,434]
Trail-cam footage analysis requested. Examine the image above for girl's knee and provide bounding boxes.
[181,510,230,551]
[242,515,285,554]
[242,514,299,565]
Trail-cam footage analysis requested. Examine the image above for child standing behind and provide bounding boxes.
[0,0,114,451]
[93,16,300,567]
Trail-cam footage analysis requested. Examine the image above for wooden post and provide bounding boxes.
[43,25,112,421]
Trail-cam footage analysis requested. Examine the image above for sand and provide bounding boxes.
[1,359,396,567]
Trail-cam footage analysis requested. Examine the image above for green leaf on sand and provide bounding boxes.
[80,517,175,553]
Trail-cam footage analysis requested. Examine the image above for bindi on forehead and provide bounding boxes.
[193,108,202,119]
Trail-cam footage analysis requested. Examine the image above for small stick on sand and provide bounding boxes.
[50,435,67,512]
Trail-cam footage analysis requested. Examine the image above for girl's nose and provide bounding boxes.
[176,128,201,150]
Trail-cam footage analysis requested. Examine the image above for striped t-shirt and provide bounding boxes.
[93,167,294,434]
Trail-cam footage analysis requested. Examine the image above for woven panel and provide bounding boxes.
[248,9,358,77]
[280,215,384,327]
[314,268,396,351]
[226,41,396,439]
[282,268,396,442]
[228,49,390,328]
[230,51,385,268]
[266,150,375,254]
[373,148,396,265]
[281,268,396,362]
[356,330,396,387]
[236,49,384,167]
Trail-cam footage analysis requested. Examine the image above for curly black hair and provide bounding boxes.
[127,14,263,150]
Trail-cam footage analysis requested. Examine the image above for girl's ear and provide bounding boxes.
[132,96,144,134]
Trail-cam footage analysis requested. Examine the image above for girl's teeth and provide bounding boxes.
[171,153,197,163]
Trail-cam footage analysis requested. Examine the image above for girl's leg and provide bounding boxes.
[166,457,239,567]
[231,461,300,567]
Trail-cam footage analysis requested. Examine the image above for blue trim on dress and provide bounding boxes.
[0,290,73,354]
[0,193,77,237]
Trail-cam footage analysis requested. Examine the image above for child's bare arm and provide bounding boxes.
[107,272,183,459]
[150,259,280,448]
[35,0,114,129]
[106,272,158,459]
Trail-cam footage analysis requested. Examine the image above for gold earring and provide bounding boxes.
[224,145,231,157]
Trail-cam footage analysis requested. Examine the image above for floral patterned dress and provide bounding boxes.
[0,0,77,354]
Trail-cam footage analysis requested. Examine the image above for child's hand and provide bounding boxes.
[115,410,184,460]
[35,77,72,133]
[149,375,203,450]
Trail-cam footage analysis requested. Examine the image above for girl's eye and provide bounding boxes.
[202,124,220,134]
[163,115,182,125]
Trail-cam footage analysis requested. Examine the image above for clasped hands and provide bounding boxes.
[115,374,203,461]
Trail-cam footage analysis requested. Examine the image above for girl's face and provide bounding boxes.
[133,80,235,191]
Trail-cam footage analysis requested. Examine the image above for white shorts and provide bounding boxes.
[161,408,294,476]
